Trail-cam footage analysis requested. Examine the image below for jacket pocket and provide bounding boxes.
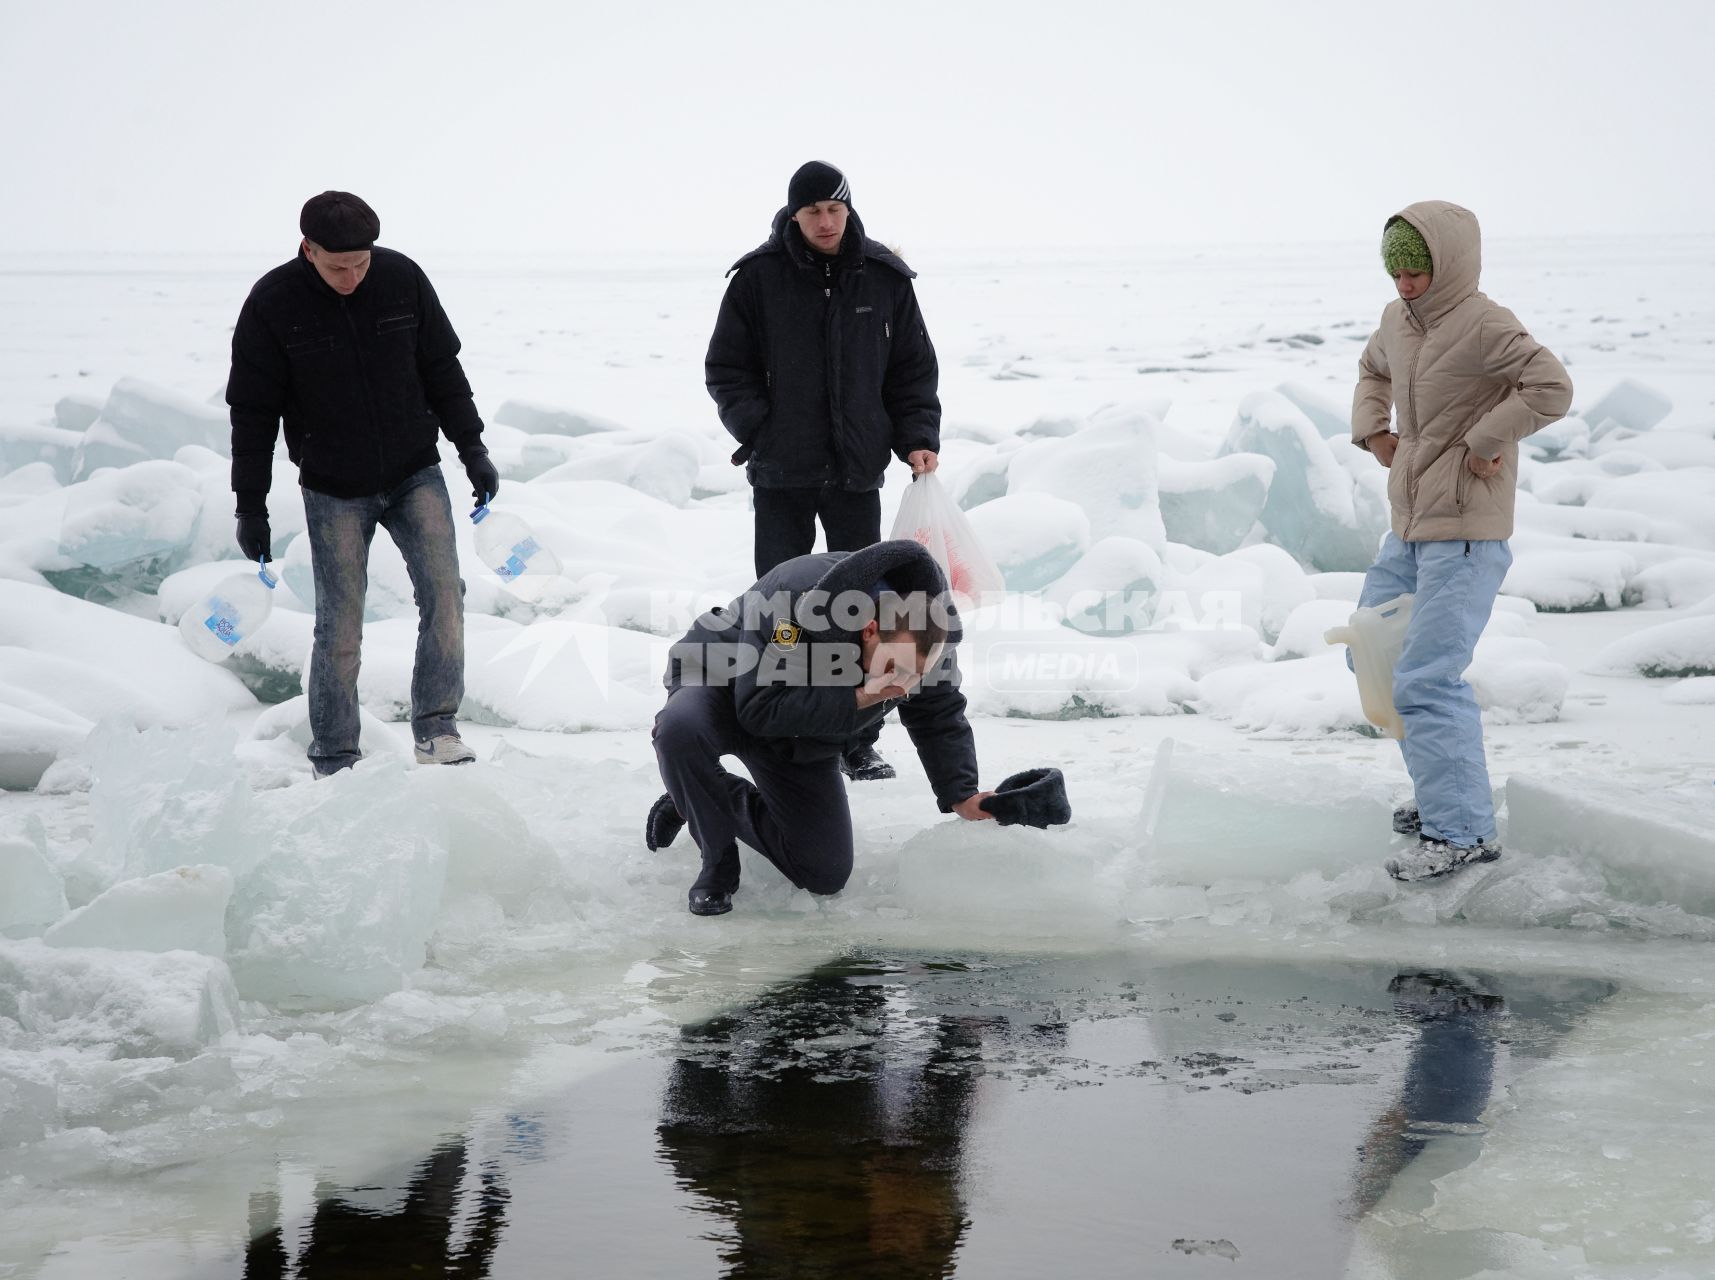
[1454,447,1471,512]
[376,312,419,335]
[284,328,333,357]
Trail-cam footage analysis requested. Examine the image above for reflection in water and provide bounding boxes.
[1351,969,1613,1220]
[656,958,1023,1279]
[243,1137,510,1279]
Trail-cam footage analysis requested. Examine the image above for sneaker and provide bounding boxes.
[1385,837,1502,883]
[1392,803,1422,835]
[688,887,733,916]
[840,744,896,782]
[414,734,477,766]
[646,792,685,851]
[1387,971,1504,1019]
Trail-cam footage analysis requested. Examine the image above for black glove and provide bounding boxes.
[236,513,272,563]
[461,448,500,505]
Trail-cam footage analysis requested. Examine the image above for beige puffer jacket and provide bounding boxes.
[1351,200,1573,542]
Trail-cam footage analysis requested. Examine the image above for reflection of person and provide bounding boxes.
[243,1137,507,1278]
[705,160,942,782]
[1352,971,1503,1215]
[656,959,981,1277]
[227,191,500,777]
[1350,201,1573,880]
[648,540,994,916]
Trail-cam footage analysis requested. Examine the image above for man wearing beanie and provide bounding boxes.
[1349,201,1572,881]
[705,161,942,782]
[227,191,501,777]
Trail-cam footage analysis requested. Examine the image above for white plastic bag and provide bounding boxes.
[890,473,1006,603]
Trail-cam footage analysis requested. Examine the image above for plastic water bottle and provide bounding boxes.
[1325,593,1414,739]
[180,560,278,662]
[470,501,561,601]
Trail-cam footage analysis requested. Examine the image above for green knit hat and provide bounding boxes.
[1381,218,1432,276]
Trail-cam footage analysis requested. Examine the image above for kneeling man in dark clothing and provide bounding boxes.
[648,540,994,916]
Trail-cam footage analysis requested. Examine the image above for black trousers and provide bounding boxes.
[652,687,854,898]
[752,485,882,579]
[751,484,885,757]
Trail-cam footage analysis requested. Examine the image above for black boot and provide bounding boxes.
[688,845,739,916]
[645,792,685,851]
[688,887,734,916]
[1392,803,1422,835]
[840,744,896,782]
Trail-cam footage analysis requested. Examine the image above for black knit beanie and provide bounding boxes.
[788,161,852,213]
[300,191,380,252]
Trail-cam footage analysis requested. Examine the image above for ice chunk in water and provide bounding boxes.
[228,766,450,1003]
[53,393,103,434]
[965,493,1091,591]
[1580,378,1672,440]
[1588,612,1715,679]
[1007,411,1165,551]
[1503,548,1635,612]
[1157,453,1273,554]
[0,423,83,483]
[55,459,203,573]
[67,724,254,903]
[1270,598,1358,660]
[0,697,90,792]
[1465,636,1568,723]
[1151,751,1395,879]
[1274,381,1352,439]
[0,939,240,1057]
[1167,543,1313,643]
[536,434,702,507]
[1507,774,1715,915]
[0,834,68,938]
[44,865,232,956]
[1220,391,1385,571]
[491,400,626,437]
[1623,559,1715,611]
[1044,537,1163,635]
[71,379,230,479]
[1522,414,1591,461]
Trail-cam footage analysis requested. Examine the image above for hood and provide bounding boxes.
[728,207,917,279]
[1390,201,1480,326]
[796,539,961,646]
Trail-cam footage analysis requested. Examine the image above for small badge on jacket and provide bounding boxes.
[770,621,801,650]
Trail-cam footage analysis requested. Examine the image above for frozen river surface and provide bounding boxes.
[2,240,1714,1277]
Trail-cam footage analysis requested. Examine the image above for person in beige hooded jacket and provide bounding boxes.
[1348,200,1573,882]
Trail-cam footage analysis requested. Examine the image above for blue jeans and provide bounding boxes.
[302,465,465,772]
[1358,533,1512,847]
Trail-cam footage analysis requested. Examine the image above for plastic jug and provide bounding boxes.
[470,502,561,601]
[1325,593,1414,739]
[180,560,278,662]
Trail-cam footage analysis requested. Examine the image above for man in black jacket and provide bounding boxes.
[226,191,500,777]
[646,540,994,916]
[706,160,942,783]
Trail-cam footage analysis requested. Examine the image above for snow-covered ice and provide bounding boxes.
[2,238,1714,1278]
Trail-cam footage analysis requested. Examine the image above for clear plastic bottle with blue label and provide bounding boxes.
[471,502,561,601]
[180,561,278,662]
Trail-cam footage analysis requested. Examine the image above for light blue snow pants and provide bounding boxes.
[1358,533,1512,848]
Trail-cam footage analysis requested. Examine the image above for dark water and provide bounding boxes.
[232,953,1613,1280]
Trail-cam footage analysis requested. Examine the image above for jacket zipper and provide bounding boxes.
[340,298,386,484]
[1402,301,1425,538]
[825,261,843,478]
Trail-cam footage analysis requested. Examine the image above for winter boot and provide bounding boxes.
[840,744,896,782]
[1392,803,1422,835]
[1385,837,1502,883]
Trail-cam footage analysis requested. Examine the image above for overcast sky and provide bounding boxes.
[2,0,1708,256]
